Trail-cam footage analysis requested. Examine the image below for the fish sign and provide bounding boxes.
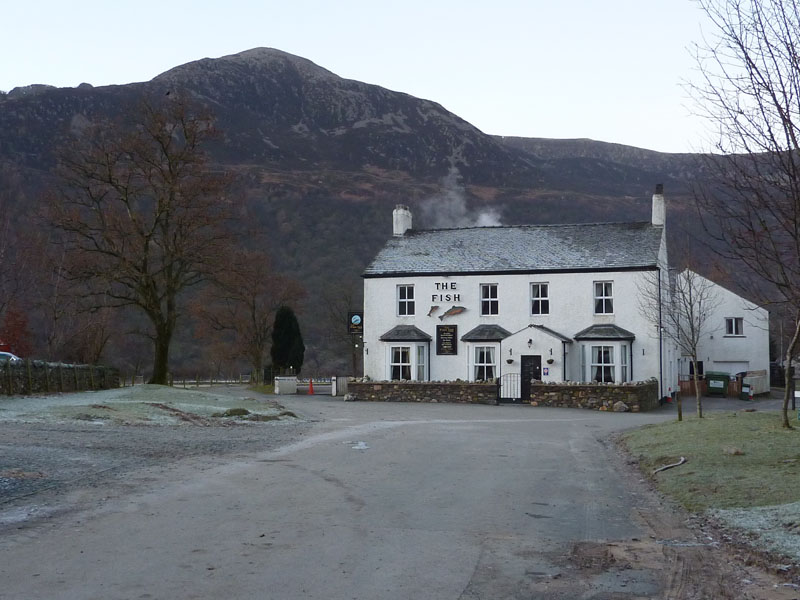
[427,305,440,317]
[439,305,466,321]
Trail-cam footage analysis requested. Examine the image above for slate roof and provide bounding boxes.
[573,324,636,340]
[461,324,512,342]
[379,325,432,342]
[363,222,663,277]
[531,324,573,343]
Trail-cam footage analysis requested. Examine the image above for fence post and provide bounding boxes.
[45,363,51,393]
[58,364,64,393]
[6,361,11,396]
[25,359,32,395]
[73,365,79,392]
[89,366,96,390]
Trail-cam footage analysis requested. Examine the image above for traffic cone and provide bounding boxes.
[308,378,314,395]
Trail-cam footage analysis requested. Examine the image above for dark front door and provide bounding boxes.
[520,355,542,402]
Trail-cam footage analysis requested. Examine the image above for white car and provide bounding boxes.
[0,351,22,363]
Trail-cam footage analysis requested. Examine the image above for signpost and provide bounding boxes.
[348,312,363,336]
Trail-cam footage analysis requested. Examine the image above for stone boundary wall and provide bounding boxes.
[348,381,497,405]
[0,361,120,396]
[529,379,659,412]
[347,379,660,412]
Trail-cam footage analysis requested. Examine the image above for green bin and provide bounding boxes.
[739,383,751,400]
[706,371,730,397]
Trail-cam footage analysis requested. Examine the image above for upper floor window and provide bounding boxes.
[397,285,415,316]
[480,283,498,315]
[594,281,613,314]
[725,317,744,336]
[531,283,549,315]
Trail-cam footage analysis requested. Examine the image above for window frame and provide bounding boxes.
[474,345,496,381]
[590,345,615,383]
[480,283,499,316]
[530,282,550,316]
[389,346,412,380]
[397,284,415,316]
[593,281,614,314]
[416,345,426,381]
[725,317,744,336]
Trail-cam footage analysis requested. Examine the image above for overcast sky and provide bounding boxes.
[3,1,715,153]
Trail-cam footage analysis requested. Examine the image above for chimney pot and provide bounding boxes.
[393,205,412,237]
[651,184,665,226]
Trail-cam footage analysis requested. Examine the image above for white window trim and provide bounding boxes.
[593,281,614,315]
[530,282,550,316]
[386,344,428,381]
[397,284,415,317]
[583,342,630,383]
[725,317,744,336]
[480,283,499,316]
[389,346,411,381]
[472,344,497,382]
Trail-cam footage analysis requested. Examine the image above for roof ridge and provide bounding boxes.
[410,220,653,234]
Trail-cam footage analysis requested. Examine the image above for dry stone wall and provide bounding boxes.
[528,379,659,412]
[348,381,497,405]
[346,378,660,412]
[0,361,120,396]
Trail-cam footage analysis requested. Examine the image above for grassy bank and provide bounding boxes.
[622,411,800,511]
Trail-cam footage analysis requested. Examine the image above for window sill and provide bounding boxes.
[723,335,745,338]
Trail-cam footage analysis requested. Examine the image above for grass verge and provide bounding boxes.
[249,384,275,395]
[621,411,800,511]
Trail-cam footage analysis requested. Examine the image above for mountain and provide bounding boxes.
[0,48,710,373]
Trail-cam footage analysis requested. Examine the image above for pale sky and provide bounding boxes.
[3,1,715,153]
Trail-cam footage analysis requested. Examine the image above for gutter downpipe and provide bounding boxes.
[658,267,664,400]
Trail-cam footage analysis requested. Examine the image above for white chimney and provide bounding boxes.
[651,184,665,226]
[393,204,412,237]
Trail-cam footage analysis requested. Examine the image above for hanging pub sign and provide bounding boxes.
[436,325,457,355]
[348,311,363,335]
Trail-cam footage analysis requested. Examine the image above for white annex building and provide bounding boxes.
[362,186,681,400]
[680,270,770,391]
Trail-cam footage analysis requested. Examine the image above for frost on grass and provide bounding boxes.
[710,501,800,564]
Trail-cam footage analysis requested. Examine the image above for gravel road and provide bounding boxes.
[0,385,312,529]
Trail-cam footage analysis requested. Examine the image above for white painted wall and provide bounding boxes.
[681,272,770,379]
[363,268,674,394]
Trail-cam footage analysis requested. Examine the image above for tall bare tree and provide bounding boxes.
[639,269,721,420]
[48,95,234,384]
[692,0,800,427]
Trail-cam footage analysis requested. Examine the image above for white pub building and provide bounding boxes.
[362,186,680,401]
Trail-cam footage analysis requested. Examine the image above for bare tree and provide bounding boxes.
[691,0,800,427]
[192,249,305,384]
[319,283,363,376]
[640,269,721,420]
[47,95,234,384]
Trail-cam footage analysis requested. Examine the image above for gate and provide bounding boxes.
[498,373,522,403]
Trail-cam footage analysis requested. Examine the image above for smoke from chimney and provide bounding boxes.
[419,168,502,229]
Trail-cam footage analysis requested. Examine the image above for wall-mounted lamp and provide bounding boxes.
[509,348,513,355]
[549,348,553,356]
[527,339,533,348]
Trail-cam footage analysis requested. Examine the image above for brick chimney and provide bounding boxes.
[393,205,412,237]
[651,184,665,226]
